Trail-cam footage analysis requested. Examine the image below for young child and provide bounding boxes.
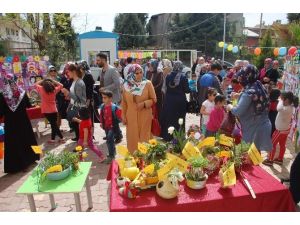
[268,88,281,136]
[73,107,105,162]
[200,88,217,134]
[189,74,197,93]
[35,78,65,144]
[205,94,226,137]
[99,90,122,164]
[263,91,299,166]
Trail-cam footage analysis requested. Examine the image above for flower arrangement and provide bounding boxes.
[145,140,167,164]
[168,118,187,154]
[186,124,202,145]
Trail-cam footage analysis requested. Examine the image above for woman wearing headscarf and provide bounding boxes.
[160,61,190,141]
[0,74,39,173]
[160,59,173,97]
[147,59,164,116]
[227,65,272,152]
[122,64,157,152]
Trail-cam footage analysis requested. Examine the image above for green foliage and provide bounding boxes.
[168,14,232,56]
[145,142,167,164]
[39,151,79,171]
[253,29,273,69]
[288,13,300,23]
[0,40,8,56]
[187,156,209,168]
[186,157,208,181]
[113,13,148,49]
[233,142,251,167]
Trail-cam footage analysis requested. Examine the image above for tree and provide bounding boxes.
[0,40,9,56]
[253,29,273,69]
[113,13,148,49]
[273,22,300,46]
[287,13,300,23]
[3,13,77,66]
[167,14,232,56]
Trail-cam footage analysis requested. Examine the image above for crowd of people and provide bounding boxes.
[0,52,300,203]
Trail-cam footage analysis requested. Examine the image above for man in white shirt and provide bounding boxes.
[123,57,133,80]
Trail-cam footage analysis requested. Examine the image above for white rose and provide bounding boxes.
[168,126,175,135]
[178,118,184,125]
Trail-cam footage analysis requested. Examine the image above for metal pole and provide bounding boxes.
[259,13,263,39]
[222,13,226,64]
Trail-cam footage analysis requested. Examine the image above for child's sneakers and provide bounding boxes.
[262,159,273,166]
[273,159,283,165]
[47,140,56,144]
[98,154,106,163]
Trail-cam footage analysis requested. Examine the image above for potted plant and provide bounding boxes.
[185,156,209,189]
[168,118,187,155]
[37,151,79,183]
[233,141,252,173]
[201,146,221,175]
[145,141,167,164]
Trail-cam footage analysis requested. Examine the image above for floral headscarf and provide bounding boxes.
[238,65,269,115]
[124,64,148,96]
[169,61,184,88]
[1,73,25,112]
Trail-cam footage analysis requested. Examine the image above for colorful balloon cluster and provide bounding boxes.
[218,42,239,54]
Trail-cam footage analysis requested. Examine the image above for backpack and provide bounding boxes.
[99,103,122,126]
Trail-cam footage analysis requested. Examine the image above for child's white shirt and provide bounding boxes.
[202,100,215,125]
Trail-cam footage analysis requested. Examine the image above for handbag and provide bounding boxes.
[67,80,81,123]
[151,103,161,136]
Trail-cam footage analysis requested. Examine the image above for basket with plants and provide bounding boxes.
[145,141,167,164]
[37,151,80,184]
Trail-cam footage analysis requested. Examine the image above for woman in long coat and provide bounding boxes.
[160,61,190,141]
[0,74,39,173]
[147,59,164,116]
[122,64,157,152]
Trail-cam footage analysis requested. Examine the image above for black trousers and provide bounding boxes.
[44,113,63,140]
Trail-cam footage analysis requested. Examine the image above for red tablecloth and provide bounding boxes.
[107,161,296,212]
[0,107,44,123]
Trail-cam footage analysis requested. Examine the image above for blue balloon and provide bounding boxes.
[0,126,4,135]
[224,43,228,49]
[279,47,287,56]
[232,46,239,53]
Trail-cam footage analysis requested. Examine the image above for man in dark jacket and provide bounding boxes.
[197,63,223,106]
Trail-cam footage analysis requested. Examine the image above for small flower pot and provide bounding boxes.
[186,174,208,190]
[116,176,130,187]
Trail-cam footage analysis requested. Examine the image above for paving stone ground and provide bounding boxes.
[0,113,299,212]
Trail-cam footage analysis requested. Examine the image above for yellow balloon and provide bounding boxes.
[218,41,224,48]
[228,44,233,51]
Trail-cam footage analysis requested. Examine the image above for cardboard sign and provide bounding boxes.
[248,143,263,165]
[182,142,201,160]
[219,134,234,147]
[143,164,155,175]
[116,145,129,157]
[222,163,236,187]
[197,137,215,149]
[157,159,177,180]
[31,146,42,154]
[138,143,148,154]
[167,153,189,173]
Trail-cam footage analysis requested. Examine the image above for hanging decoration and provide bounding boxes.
[227,44,233,52]
[279,47,287,56]
[273,48,279,57]
[288,46,298,56]
[232,46,239,54]
[218,41,224,48]
[254,47,261,56]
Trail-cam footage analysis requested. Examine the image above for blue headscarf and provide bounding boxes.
[149,59,159,73]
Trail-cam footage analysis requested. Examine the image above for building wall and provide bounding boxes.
[80,38,117,65]
[0,19,35,55]
[227,13,245,37]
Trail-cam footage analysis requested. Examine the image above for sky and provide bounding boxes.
[72,13,288,34]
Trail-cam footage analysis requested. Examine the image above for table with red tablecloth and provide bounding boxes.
[0,107,44,123]
[107,160,296,212]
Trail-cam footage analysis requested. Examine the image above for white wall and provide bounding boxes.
[80,38,117,65]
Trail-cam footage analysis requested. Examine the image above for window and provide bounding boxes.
[6,27,10,35]
[11,29,15,35]
[16,30,19,36]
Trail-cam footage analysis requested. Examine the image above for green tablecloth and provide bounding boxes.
[17,162,92,194]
